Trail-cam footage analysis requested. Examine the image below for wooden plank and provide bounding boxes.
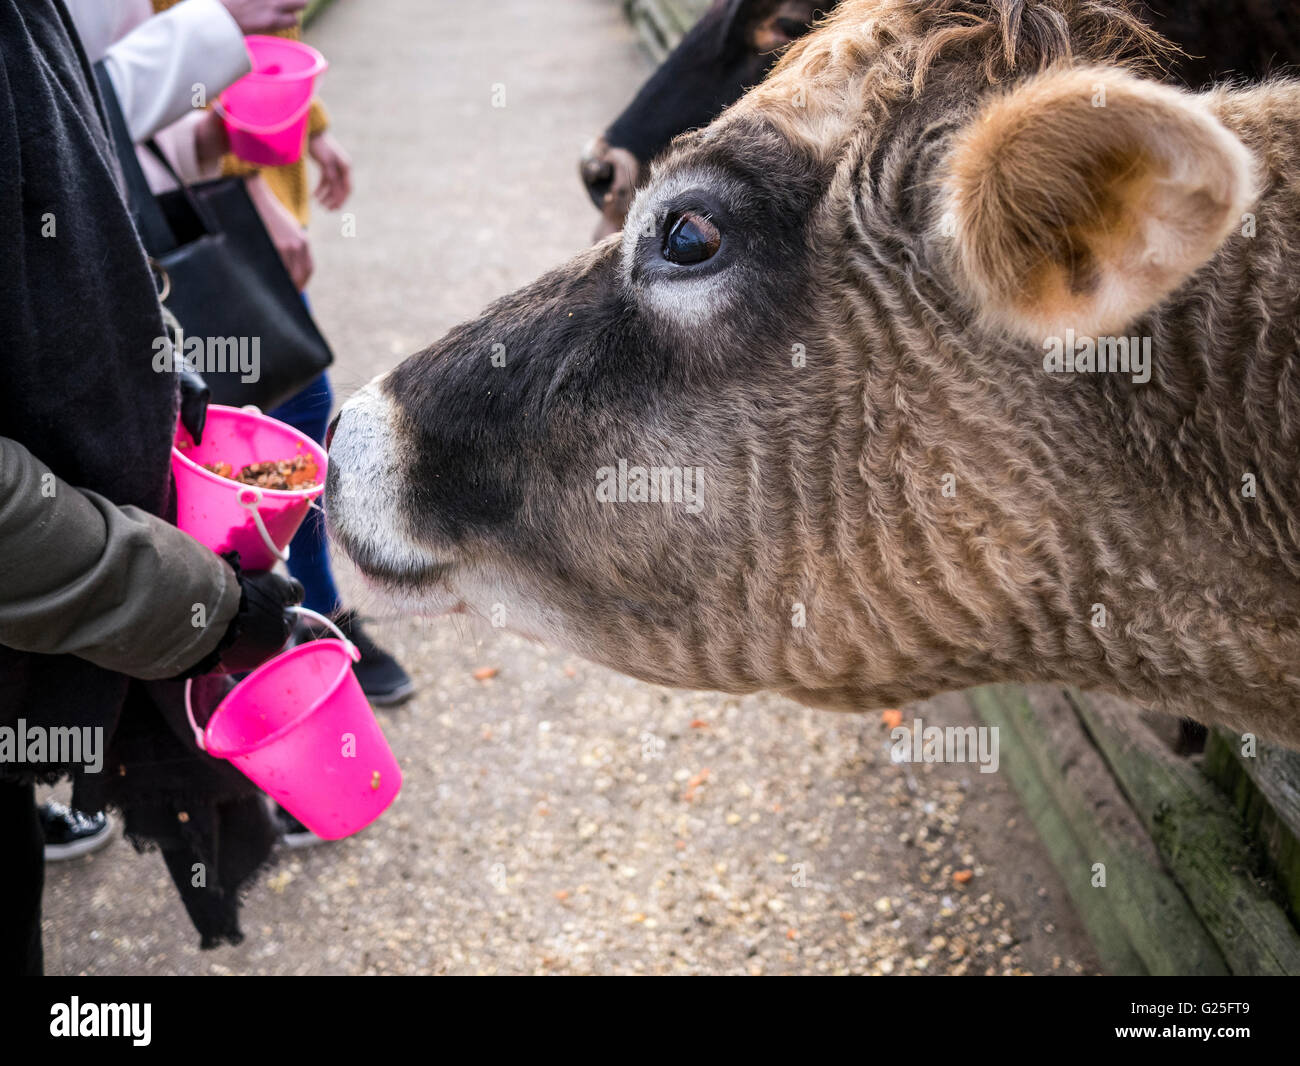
[1207,728,1300,834]
[626,0,711,58]
[969,686,1143,973]
[1203,728,1300,923]
[969,685,1226,974]
[628,10,671,63]
[661,0,710,33]
[1068,690,1300,974]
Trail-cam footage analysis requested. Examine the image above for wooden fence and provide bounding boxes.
[625,0,711,60]
[971,686,1300,974]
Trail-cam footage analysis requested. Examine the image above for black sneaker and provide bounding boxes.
[270,803,325,849]
[332,609,415,707]
[39,802,113,862]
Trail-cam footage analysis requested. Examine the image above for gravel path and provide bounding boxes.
[41,0,1099,976]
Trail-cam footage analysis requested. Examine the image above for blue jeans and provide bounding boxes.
[268,372,341,614]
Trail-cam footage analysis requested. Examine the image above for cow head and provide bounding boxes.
[580,0,837,238]
[330,1,1300,742]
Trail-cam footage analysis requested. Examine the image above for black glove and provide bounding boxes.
[181,554,304,677]
[179,366,211,445]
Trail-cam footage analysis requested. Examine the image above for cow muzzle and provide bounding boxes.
[325,379,447,588]
[579,135,640,241]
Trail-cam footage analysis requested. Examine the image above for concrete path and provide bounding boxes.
[41,0,1099,975]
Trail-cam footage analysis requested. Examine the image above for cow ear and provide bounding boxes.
[943,67,1257,341]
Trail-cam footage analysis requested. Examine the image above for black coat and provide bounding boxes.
[0,0,175,760]
[0,0,273,948]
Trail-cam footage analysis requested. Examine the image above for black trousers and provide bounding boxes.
[0,780,44,975]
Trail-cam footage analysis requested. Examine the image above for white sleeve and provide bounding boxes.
[62,0,149,64]
[102,0,251,144]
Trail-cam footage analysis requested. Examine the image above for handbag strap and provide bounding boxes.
[142,140,189,188]
[91,61,177,255]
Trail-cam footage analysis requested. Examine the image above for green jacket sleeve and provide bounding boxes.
[0,434,241,679]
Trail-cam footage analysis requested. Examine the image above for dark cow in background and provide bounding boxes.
[1146,0,1297,88]
[580,0,837,237]
[582,0,1299,236]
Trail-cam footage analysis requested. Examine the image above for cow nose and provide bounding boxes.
[578,137,640,239]
[326,411,341,449]
[579,137,617,210]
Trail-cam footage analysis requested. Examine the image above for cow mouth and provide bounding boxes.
[356,557,455,598]
[328,520,453,592]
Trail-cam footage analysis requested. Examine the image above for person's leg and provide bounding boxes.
[0,780,46,975]
[267,373,342,615]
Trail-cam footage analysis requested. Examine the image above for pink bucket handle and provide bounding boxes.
[185,679,207,751]
[287,605,362,663]
[237,485,290,564]
[231,404,291,564]
[184,605,361,754]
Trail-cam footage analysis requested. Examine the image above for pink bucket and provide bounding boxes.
[172,404,326,571]
[187,609,403,840]
[218,36,328,166]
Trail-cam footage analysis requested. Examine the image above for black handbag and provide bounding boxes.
[93,62,333,411]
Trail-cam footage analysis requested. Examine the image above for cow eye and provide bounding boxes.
[775,17,811,41]
[662,211,721,265]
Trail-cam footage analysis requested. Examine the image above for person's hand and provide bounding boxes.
[246,173,314,289]
[178,366,210,445]
[193,109,230,173]
[308,130,353,210]
[176,557,304,678]
[219,0,308,34]
[214,567,304,674]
